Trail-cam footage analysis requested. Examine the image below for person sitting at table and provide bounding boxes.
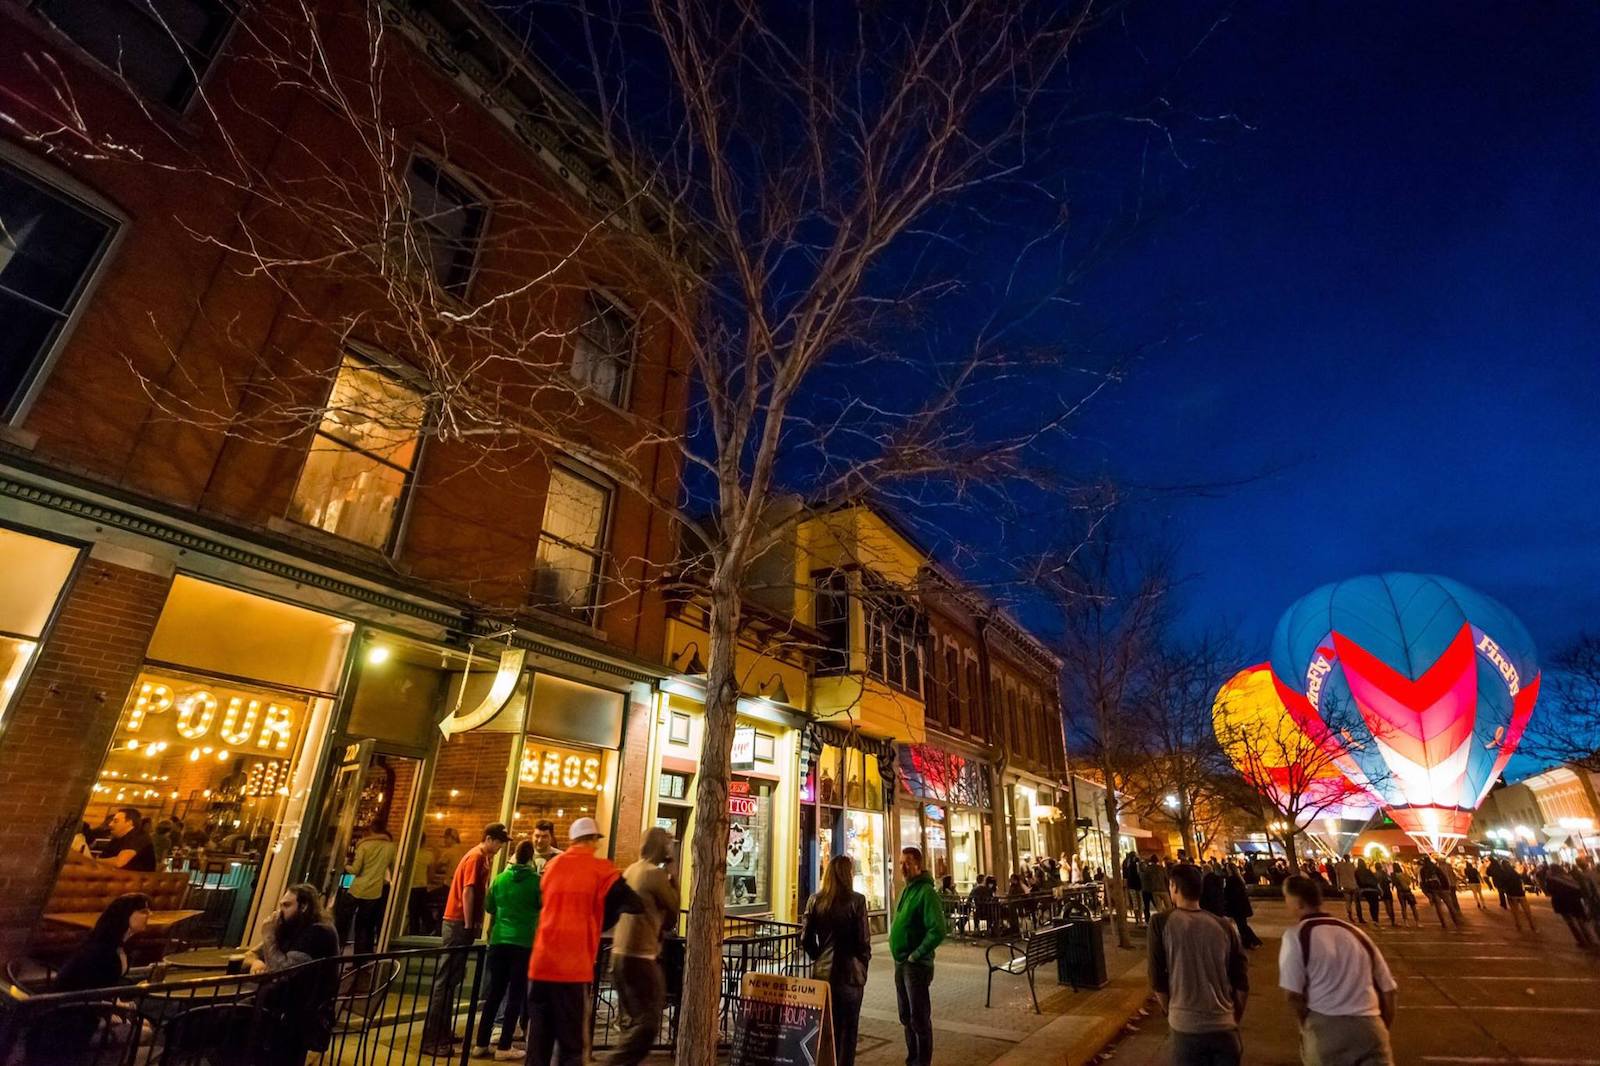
[55,893,152,992]
[79,808,157,872]
[244,884,341,1066]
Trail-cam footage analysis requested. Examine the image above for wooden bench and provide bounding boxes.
[985,924,1064,1014]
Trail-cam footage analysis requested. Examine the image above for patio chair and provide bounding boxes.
[20,999,138,1066]
[6,957,57,993]
[156,1001,260,1066]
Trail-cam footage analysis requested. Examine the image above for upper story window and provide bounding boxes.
[944,647,964,731]
[405,156,485,296]
[864,591,923,697]
[288,353,426,552]
[1,159,117,420]
[532,465,612,618]
[571,292,634,406]
[966,661,983,736]
[33,0,235,111]
[813,571,850,673]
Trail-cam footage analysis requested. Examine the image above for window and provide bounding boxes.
[945,647,963,731]
[813,571,850,673]
[864,592,922,696]
[967,661,983,737]
[532,466,611,616]
[34,0,234,111]
[571,292,634,405]
[289,354,425,551]
[405,156,485,295]
[727,777,773,911]
[668,712,691,745]
[0,160,116,419]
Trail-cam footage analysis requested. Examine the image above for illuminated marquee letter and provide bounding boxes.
[219,698,261,746]
[126,683,173,732]
[257,703,294,752]
[541,751,562,788]
[175,692,218,739]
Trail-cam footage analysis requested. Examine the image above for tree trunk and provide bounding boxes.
[1281,830,1299,870]
[1098,757,1131,949]
[676,584,741,1066]
[1179,817,1198,858]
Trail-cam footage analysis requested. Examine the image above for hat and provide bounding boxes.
[483,822,511,842]
[568,817,604,842]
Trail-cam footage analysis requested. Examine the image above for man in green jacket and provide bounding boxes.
[473,839,542,1060]
[889,846,946,1066]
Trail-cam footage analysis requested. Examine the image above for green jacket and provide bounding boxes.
[485,862,542,948]
[889,872,946,964]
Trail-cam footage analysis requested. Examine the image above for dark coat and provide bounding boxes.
[802,891,872,987]
[1222,872,1253,920]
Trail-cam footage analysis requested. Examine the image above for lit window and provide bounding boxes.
[865,591,922,696]
[571,292,634,405]
[34,0,235,111]
[532,466,611,616]
[0,160,116,418]
[289,354,426,551]
[404,157,485,295]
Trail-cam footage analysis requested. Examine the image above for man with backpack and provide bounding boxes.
[1279,875,1397,1065]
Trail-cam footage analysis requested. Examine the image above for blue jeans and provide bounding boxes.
[894,960,934,1066]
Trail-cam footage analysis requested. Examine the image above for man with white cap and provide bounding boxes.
[525,817,642,1066]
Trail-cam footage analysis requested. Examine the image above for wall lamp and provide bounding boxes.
[758,672,791,705]
[673,641,707,675]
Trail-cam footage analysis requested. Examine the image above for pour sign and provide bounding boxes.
[123,673,301,753]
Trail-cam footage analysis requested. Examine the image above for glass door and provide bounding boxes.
[299,739,375,907]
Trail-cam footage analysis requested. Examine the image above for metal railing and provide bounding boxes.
[0,944,485,1066]
[944,885,1104,941]
[590,919,805,1053]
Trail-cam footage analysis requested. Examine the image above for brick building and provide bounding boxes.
[0,0,687,960]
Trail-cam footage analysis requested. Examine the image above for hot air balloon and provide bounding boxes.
[1269,573,1539,854]
[1213,663,1379,857]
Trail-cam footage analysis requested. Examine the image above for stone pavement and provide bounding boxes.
[1096,892,1600,1066]
[853,925,1150,1066]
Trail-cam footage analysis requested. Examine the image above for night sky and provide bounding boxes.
[1060,2,1600,664]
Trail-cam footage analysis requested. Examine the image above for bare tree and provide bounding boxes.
[1123,635,1237,856]
[1522,634,1600,773]
[6,0,1147,1057]
[1048,504,1170,950]
[1212,686,1382,868]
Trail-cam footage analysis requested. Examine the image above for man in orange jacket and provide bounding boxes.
[526,817,641,1066]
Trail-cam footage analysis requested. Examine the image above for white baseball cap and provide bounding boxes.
[568,817,604,842]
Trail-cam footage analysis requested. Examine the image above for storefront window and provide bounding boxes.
[950,810,981,890]
[1013,786,1037,862]
[816,744,842,806]
[845,809,887,911]
[0,528,80,728]
[898,807,922,855]
[727,776,773,912]
[513,737,615,855]
[923,804,949,882]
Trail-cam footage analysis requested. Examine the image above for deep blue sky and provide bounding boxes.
[1063,2,1600,665]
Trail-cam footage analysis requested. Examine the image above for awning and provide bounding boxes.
[1118,824,1153,839]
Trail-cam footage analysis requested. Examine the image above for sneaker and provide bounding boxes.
[494,1051,523,1062]
[471,1046,494,1059]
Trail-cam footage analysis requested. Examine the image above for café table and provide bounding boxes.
[45,909,204,937]
[160,946,240,974]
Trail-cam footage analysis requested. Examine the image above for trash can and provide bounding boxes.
[1056,918,1108,990]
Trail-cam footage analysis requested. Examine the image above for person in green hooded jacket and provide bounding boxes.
[889,846,946,1066]
[473,839,542,1060]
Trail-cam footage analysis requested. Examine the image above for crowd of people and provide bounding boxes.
[1144,848,1600,1066]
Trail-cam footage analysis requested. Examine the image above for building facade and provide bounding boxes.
[0,0,687,960]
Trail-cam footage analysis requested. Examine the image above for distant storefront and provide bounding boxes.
[896,742,991,891]
[799,723,896,918]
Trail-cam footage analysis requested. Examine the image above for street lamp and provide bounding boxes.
[1164,794,1180,811]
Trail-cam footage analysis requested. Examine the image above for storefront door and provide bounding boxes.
[301,739,375,904]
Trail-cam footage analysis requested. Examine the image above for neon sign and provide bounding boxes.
[123,675,300,753]
[519,743,603,793]
[728,779,760,817]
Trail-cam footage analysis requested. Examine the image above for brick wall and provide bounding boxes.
[0,558,172,962]
[611,698,653,863]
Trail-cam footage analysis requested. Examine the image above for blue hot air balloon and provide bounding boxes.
[1268,573,1539,852]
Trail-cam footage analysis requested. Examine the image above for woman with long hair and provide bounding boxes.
[802,855,871,1066]
[55,893,151,992]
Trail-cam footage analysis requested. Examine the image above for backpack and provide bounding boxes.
[1296,915,1383,1005]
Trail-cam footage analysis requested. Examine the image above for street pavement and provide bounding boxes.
[1096,892,1600,1066]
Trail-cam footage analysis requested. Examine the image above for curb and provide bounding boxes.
[987,967,1153,1066]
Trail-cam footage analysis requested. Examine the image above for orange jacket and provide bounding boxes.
[527,846,621,983]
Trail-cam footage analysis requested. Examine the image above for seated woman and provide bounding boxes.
[55,893,151,992]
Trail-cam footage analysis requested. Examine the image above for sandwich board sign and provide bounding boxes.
[729,972,835,1066]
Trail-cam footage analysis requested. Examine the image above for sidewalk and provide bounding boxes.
[853,923,1152,1066]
